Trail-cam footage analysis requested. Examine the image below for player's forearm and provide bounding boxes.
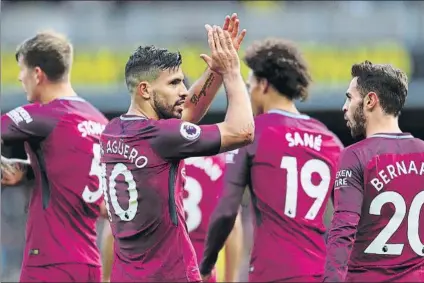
[324,200,335,230]
[101,224,114,282]
[200,212,238,276]
[217,72,254,152]
[224,212,243,282]
[183,69,221,123]
[323,211,359,282]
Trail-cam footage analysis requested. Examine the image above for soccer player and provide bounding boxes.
[200,38,344,282]
[184,155,243,282]
[99,19,254,283]
[323,61,424,282]
[0,31,108,282]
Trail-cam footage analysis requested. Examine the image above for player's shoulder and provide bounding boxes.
[5,103,43,123]
[338,137,383,167]
[102,115,155,137]
[56,96,107,122]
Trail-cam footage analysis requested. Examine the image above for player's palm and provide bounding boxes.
[202,13,246,74]
[225,13,246,51]
[201,26,240,75]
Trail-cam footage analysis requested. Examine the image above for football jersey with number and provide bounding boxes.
[1,97,108,267]
[100,115,221,282]
[184,155,226,271]
[325,133,424,282]
[226,109,343,281]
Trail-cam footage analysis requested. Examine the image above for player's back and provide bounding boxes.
[100,115,207,282]
[248,109,343,281]
[345,134,424,282]
[21,97,108,267]
[184,155,226,262]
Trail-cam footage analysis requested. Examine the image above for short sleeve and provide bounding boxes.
[1,104,56,145]
[149,119,221,160]
[333,148,364,215]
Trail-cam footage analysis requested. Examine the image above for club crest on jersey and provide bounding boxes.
[180,122,201,141]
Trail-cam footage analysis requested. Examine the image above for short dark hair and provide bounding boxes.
[351,60,408,117]
[125,45,183,93]
[244,38,311,101]
[15,31,73,82]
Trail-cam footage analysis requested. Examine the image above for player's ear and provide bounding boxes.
[364,91,378,110]
[33,66,43,85]
[259,78,269,94]
[136,81,152,99]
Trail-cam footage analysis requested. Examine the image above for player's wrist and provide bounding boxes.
[222,71,242,82]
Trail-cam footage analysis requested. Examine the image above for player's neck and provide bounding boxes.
[39,82,77,104]
[264,93,300,115]
[366,115,402,138]
[127,101,158,120]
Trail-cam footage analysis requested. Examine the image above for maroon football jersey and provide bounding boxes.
[226,109,343,281]
[184,155,226,263]
[326,133,424,282]
[1,96,108,267]
[100,115,221,282]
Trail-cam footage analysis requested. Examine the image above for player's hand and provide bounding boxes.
[222,13,247,51]
[200,25,240,75]
[1,162,26,186]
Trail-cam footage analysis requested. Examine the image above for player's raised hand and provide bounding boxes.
[200,25,240,75]
[222,13,247,51]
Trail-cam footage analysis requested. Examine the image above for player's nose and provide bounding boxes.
[342,102,348,113]
[179,88,189,100]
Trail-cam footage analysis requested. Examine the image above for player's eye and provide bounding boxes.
[345,93,351,100]
[170,79,182,85]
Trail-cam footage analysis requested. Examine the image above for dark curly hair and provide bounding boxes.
[244,38,311,101]
[351,60,408,117]
[125,45,182,93]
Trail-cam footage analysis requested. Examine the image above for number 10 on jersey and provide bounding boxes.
[280,156,331,220]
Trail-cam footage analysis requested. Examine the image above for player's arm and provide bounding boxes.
[223,209,243,282]
[1,105,54,185]
[1,104,54,144]
[182,13,246,124]
[101,222,114,282]
[324,198,334,230]
[200,147,249,279]
[323,148,364,282]
[150,28,254,160]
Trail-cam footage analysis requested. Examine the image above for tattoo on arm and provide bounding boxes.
[190,73,216,106]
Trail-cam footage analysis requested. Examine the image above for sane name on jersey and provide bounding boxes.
[285,131,322,151]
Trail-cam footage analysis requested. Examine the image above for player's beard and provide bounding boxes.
[350,100,367,140]
[153,91,181,119]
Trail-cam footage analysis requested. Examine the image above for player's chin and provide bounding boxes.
[173,107,184,119]
[26,93,35,103]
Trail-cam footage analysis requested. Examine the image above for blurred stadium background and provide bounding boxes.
[1,1,424,281]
